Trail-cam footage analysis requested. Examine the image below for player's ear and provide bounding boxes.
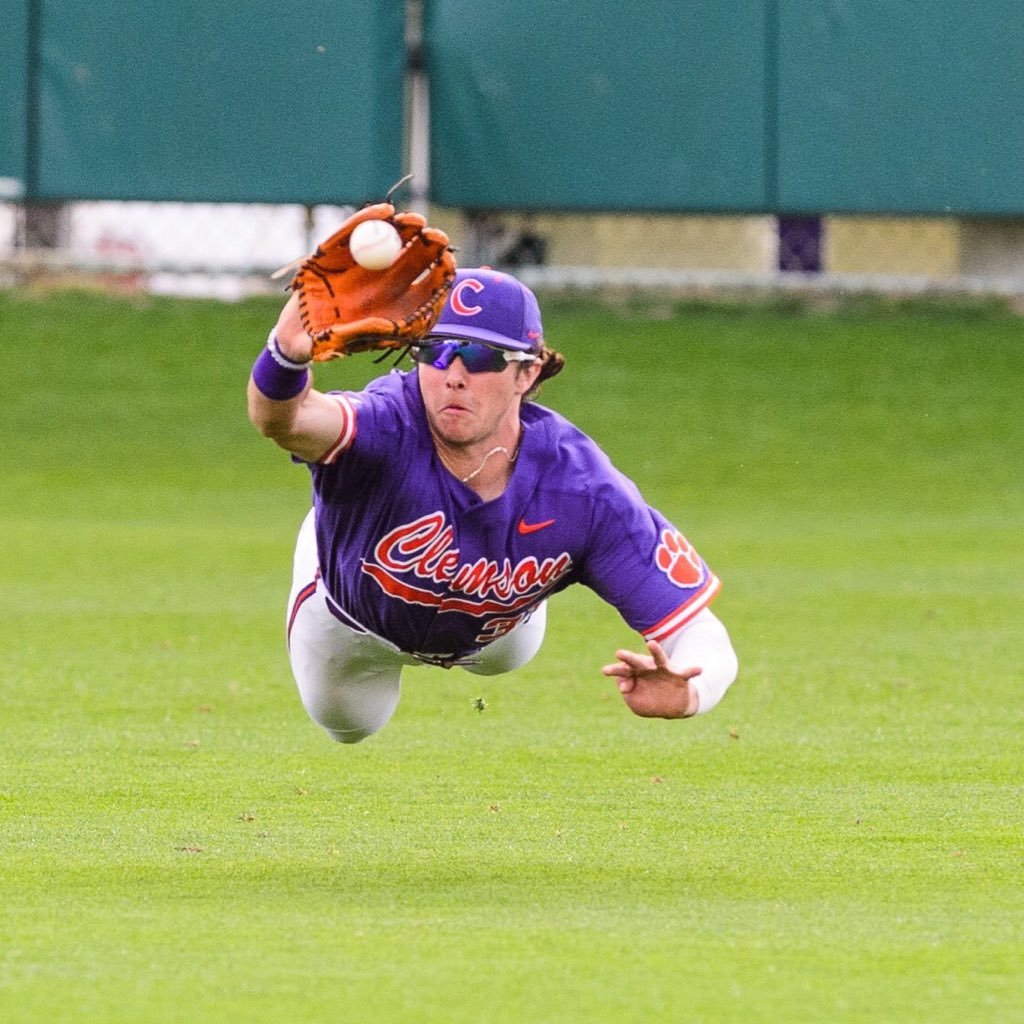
[515,360,543,396]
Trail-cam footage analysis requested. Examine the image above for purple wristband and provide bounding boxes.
[252,333,310,400]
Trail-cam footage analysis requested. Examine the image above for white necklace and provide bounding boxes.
[459,443,520,484]
[439,441,521,485]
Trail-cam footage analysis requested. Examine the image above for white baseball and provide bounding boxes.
[349,219,403,270]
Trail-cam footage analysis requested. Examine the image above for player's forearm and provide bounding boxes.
[662,609,738,715]
[247,330,346,462]
[248,330,311,433]
[247,374,309,436]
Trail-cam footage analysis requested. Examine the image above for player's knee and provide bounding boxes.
[286,516,404,745]
[304,703,387,744]
[322,724,378,744]
[298,686,397,744]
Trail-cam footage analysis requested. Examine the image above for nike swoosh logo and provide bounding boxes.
[518,518,556,535]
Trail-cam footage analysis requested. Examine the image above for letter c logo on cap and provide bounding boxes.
[451,278,484,316]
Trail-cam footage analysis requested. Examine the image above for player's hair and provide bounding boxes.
[523,345,565,402]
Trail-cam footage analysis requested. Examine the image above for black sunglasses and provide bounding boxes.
[411,339,537,374]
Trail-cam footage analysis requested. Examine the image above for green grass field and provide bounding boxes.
[1,287,1021,1023]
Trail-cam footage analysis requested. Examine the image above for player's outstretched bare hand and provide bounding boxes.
[601,639,701,719]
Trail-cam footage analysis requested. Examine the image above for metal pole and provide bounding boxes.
[21,0,69,250]
[405,0,430,216]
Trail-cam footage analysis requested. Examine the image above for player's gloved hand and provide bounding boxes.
[279,203,456,361]
[601,640,701,718]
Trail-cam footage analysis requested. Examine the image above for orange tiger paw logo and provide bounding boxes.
[655,529,704,588]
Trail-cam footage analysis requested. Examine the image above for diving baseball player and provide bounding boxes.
[248,266,738,743]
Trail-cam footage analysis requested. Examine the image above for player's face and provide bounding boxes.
[417,350,541,448]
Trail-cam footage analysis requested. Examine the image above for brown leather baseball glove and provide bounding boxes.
[285,203,456,362]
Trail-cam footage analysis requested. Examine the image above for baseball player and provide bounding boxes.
[248,267,738,743]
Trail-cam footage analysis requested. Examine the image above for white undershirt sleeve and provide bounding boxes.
[660,607,738,715]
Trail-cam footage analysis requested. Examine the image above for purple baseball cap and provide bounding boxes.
[427,268,544,352]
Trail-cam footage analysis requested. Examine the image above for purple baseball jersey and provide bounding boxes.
[302,370,720,662]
